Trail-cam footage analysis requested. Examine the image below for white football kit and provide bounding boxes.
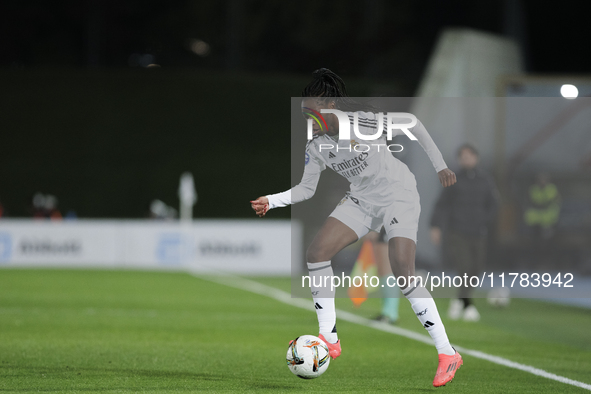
[267,111,447,242]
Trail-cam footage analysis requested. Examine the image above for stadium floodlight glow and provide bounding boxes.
[189,39,210,56]
[560,84,578,99]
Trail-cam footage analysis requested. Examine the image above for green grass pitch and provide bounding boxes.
[0,269,590,393]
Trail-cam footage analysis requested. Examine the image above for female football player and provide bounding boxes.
[251,68,462,387]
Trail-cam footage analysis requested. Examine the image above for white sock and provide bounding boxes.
[307,261,338,344]
[402,280,455,356]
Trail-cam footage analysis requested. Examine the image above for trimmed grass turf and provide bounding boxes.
[0,269,589,393]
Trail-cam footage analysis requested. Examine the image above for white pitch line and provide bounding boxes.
[193,272,591,392]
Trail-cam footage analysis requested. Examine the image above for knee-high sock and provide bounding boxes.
[307,261,338,343]
[402,280,455,355]
[381,275,400,321]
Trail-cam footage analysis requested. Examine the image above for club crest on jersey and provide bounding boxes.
[350,140,359,148]
[305,152,310,165]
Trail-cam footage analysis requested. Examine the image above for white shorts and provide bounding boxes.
[329,189,421,243]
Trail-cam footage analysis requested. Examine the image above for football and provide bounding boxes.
[286,335,331,379]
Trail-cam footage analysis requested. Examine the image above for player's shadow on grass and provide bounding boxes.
[246,381,310,391]
[0,365,226,391]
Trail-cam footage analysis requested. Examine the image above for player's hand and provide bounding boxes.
[250,196,269,217]
[437,168,456,188]
[430,227,442,246]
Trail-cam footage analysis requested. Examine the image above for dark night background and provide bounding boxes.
[1,0,590,219]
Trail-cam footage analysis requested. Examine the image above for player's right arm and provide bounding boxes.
[386,116,456,187]
[437,168,456,188]
[250,147,325,217]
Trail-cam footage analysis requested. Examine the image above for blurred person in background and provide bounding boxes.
[65,210,78,220]
[523,173,560,266]
[32,193,62,220]
[32,193,45,219]
[149,199,178,220]
[430,144,499,322]
[45,195,62,220]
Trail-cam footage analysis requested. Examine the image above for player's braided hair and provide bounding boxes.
[302,68,376,112]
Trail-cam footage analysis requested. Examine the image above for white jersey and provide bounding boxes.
[267,111,447,209]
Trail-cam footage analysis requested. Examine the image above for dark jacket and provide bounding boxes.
[430,167,499,236]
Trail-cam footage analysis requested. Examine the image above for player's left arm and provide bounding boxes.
[409,119,456,188]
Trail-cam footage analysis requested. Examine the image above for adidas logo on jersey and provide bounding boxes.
[390,217,398,225]
[314,303,323,310]
[328,151,336,159]
[424,320,434,328]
